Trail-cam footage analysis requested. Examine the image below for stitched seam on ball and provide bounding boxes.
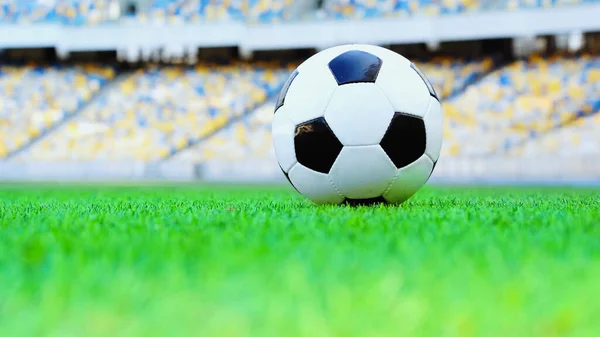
[273,111,298,173]
[423,97,432,150]
[327,175,344,199]
[377,82,428,120]
[422,96,433,120]
[424,153,436,180]
[284,113,299,169]
[377,82,397,114]
[425,153,438,175]
[321,86,338,119]
[382,170,400,197]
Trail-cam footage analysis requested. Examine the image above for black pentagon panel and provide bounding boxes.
[344,196,387,206]
[328,50,383,85]
[275,70,299,112]
[294,117,342,174]
[380,112,426,169]
[410,63,439,101]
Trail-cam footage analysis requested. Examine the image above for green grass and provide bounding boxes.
[0,184,599,337]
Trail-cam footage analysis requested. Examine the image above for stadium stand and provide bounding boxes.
[441,53,600,157]
[2,0,598,24]
[134,0,298,22]
[0,0,598,186]
[0,0,121,24]
[15,62,290,161]
[135,0,600,23]
[323,0,481,18]
[0,64,115,158]
[501,0,599,11]
[507,112,600,156]
[415,57,497,98]
[173,98,276,163]
[6,54,598,163]
[321,0,600,19]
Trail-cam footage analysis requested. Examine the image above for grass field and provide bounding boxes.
[0,183,599,336]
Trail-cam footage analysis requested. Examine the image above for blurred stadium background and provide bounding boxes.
[0,0,598,184]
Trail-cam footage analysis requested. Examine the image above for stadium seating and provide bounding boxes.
[441,53,600,157]
[7,54,599,162]
[17,63,290,161]
[173,99,277,163]
[323,0,482,19]
[502,0,599,11]
[1,0,597,24]
[140,0,296,22]
[415,57,497,98]
[323,0,600,19]
[0,64,115,158]
[506,112,600,156]
[0,0,120,24]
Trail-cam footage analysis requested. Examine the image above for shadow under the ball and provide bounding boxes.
[343,197,388,207]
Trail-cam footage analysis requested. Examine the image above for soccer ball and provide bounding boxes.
[272,44,442,205]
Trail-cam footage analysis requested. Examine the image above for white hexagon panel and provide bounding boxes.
[324,84,395,146]
[329,145,397,200]
[288,163,345,205]
[271,106,297,173]
[277,70,336,125]
[383,154,434,204]
[423,96,443,163]
[278,45,351,126]
[375,60,432,119]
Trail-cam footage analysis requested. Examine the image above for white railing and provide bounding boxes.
[1,157,599,184]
